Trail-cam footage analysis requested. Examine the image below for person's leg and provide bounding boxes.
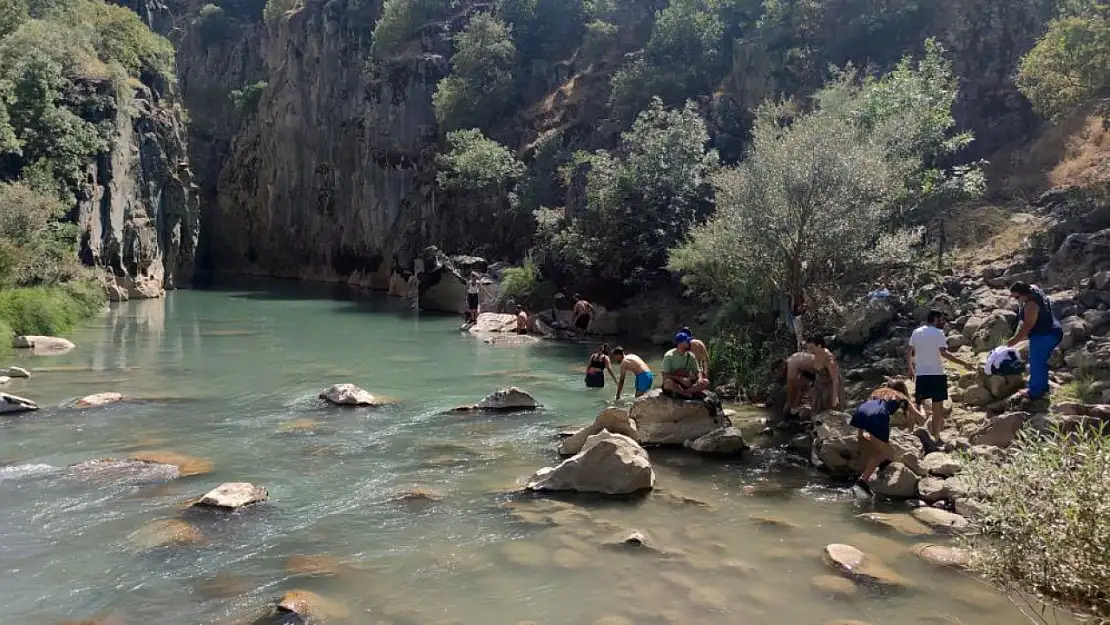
[663,378,692,398]
[930,399,945,439]
[858,434,882,483]
[1027,333,1056,399]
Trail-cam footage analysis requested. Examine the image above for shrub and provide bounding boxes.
[960,423,1110,620]
[1017,14,1110,121]
[432,12,516,131]
[436,128,524,192]
[370,0,448,59]
[0,281,103,336]
[230,80,268,115]
[0,181,84,286]
[498,253,549,308]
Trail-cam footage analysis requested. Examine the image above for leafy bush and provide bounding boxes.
[262,0,296,24]
[436,128,525,191]
[497,253,552,308]
[580,19,617,63]
[0,181,85,286]
[0,281,103,336]
[230,80,268,115]
[961,423,1110,620]
[432,12,516,131]
[370,0,448,59]
[1017,13,1110,121]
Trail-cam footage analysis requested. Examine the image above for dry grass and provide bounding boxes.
[988,106,1110,199]
[942,203,1046,268]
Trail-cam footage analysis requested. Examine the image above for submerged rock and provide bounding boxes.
[276,589,350,620]
[285,554,343,577]
[821,543,912,588]
[74,392,124,408]
[0,392,38,415]
[683,426,748,454]
[558,407,636,456]
[11,335,75,353]
[193,482,268,509]
[628,390,729,445]
[128,451,213,476]
[454,387,541,413]
[319,383,379,406]
[129,518,203,550]
[912,543,972,569]
[855,512,933,536]
[528,430,655,495]
[911,507,970,532]
[67,458,181,483]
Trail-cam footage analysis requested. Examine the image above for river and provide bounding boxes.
[0,283,1038,624]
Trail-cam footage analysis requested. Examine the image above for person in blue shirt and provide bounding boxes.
[851,380,926,496]
[1006,282,1063,401]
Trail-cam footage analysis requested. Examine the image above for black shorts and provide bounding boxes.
[467,293,479,310]
[574,315,590,331]
[585,371,605,388]
[851,402,891,443]
[915,375,949,403]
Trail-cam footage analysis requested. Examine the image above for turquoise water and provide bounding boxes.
[0,284,1054,624]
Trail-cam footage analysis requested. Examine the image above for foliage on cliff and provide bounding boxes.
[1017,1,1110,121]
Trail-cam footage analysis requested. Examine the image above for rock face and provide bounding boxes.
[194,482,268,509]
[838,298,897,345]
[683,426,749,454]
[1046,229,1110,287]
[527,430,655,495]
[319,384,378,406]
[0,392,39,415]
[473,387,540,412]
[75,81,199,294]
[11,335,76,353]
[628,390,729,446]
[75,392,124,408]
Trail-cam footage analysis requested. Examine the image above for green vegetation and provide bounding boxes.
[1017,3,1110,121]
[0,282,103,338]
[262,0,296,24]
[436,129,525,192]
[433,13,517,132]
[230,80,269,115]
[497,253,553,309]
[370,0,447,59]
[961,423,1110,621]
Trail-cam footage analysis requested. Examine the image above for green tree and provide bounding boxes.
[1017,11,1110,120]
[436,128,525,191]
[432,12,516,131]
[370,0,448,59]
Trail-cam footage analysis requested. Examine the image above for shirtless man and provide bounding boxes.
[611,346,654,400]
[572,294,595,334]
[679,326,710,383]
[515,305,529,335]
[784,334,841,415]
[662,332,711,399]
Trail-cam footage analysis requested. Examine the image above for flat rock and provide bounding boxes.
[629,390,729,446]
[855,513,933,536]
[869,462,919,498]
[917,476,968,503]
[67,458,180,483]
[129,450,213,476]
[528,430,655,495]
[810,574,858,598]
[683,426,749,454]
[193,482,268,509]
[912,543,972,569]
[129,518,203,550]
[11,335,75,353]
[475,386,540,411]
[285,554,343,577]
[74,392,124,408]
[319,383,378,406]
[921,452,962,476]
[0,392,39,415]
[911,507,970,532]
[970,411,1030,447]
[276,589,349,620]
[821,543,912,588]
[468,312,518,334]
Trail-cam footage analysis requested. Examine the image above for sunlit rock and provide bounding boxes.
[128,450,213,476]
[684,426,749,454]
[558,407,636,455]
[629,390,729,446]
[193,482,268,509]
[319,383,379,406]
[0,366,30,378]
[912,543,972,569]
[855,512,933,536]
[527,430,654,495]
[911,508,970,533]
[276,589,350,621]
[821,543,912,588]
[0,392,38,415]
[11,335,75,354]
[74,392,124,408]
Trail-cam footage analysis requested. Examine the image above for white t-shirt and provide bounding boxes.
[909,325,947,376]
[985,346,1017,376]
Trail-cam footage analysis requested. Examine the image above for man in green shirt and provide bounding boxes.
[661,332,711,399]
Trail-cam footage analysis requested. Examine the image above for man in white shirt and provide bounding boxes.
[907,310,974,442]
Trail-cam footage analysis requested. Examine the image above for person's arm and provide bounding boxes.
[615,364,627,401]
[906,344,916,378]
[605,356,618,383]
[905,401,926,428]
[940,348,973,370]
[827,355,841,408]
[1008,303,1034,347]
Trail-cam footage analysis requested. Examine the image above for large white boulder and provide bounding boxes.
[0,392,38,415]
[474,387,540,412]
[0,366,30,378]
[468,312,518,334]
[558,408,637,456]
[527,430,655,495]
[75,392,124,408]
[193,482,268,509]
[628,390,729,446]
[11,335,75,354]
[319,384,379,406]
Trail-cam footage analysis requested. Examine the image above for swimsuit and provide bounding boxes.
[634,370,654,394]
[574,314,590,331]
[467,283,480,310]
[585,355,607,388]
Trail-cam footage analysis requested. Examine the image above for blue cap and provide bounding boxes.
[674,332,692,345]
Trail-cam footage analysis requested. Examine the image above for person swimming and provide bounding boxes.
[611,346,653,400]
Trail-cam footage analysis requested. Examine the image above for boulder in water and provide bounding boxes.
[469,312,519,334]
[193,482,268,509]
[683,426,749,454]
[0,392,38,415]
[67,458,181,483]
[74,392,124,408]
[527,430,655,495]
[822,543,912,588]
[129,519,204,550]
[869,462,919,498]
[276,589,350,620]
[558,407,636,455]
[912,543,972,569]
[811,410,924,476]
[319,383,379,406]
[455,387,540,413]
[11,335,75,354]
[128,450,213,476]
[911,507,970,532]
[0,366,30,378]
[628,390,729,446]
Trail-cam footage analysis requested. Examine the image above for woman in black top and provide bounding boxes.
[1007,282,1063,400]
[584,344,617,388]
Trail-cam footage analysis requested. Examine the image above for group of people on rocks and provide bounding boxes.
[582,328,711,402]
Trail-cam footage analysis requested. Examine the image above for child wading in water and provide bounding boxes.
[851,380,926,496]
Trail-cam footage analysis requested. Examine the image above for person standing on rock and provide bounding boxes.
[465,272,489,320]
[907,310,974,441]
[584,344,617,389]
[515,305,530,335]
[611,347,653,400]
[679,327,710,386]
[784,334,841,416]
[661,332,711,399]
[851,381,926,496]
[1007,282,1063,403]
[572,294,595,334]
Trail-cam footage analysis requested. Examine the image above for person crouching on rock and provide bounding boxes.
[515,305,529,335]
[851,380,926,496]
[661,332,711,399]
[572,294,594,334]
[585,343,617,389]
[784,334,842,416]
[612,347,653,400]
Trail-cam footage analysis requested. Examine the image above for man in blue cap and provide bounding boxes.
[661,331,710,399]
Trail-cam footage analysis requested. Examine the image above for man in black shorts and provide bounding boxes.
[572,294,594,334]
[907,310,974,443]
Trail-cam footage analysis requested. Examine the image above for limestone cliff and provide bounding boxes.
[75,79,200,299]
